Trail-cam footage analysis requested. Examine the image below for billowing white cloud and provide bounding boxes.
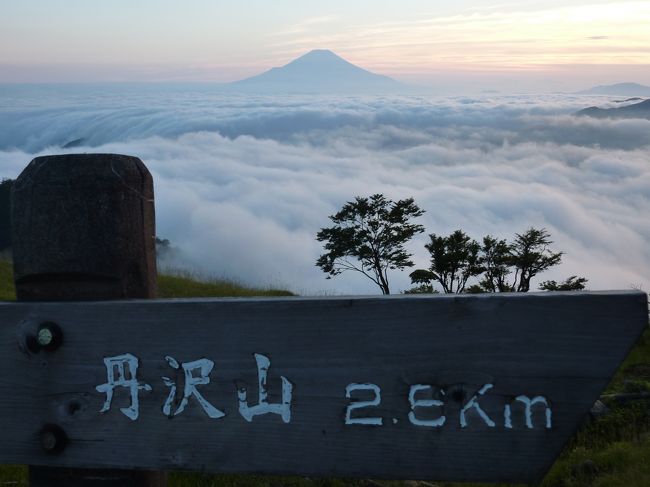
[1,88,649,294]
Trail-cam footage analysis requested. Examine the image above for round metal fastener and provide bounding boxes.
[39,424,68,454]
[36,322,63,351]
[37,327,53,347]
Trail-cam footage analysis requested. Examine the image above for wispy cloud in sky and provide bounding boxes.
[275,16,340,36]
[1,0,649,88]
[269,2,650,74]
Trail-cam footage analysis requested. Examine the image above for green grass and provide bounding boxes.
[157,272,293,298]
[168,473,367,487]
[0,259,15,300]
[607,326,650,395]
[542,432,650,487]
[0,258,648,486]
[0,260,293,301]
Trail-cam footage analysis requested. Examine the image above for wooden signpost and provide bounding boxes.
[3,154,648,485]
[11,154,164,486]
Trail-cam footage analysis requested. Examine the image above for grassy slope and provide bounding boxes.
[157,273,293,298]
[0,259,15,300]
[1,259,649,486]
[0,261,292,301]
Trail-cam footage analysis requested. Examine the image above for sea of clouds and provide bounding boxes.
[1,85,648,295]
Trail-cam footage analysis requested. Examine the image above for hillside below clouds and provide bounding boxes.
[230,50,404,94]
[577,98,650,120]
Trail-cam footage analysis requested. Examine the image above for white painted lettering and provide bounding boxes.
[96,353,152,421]
[504,395,552,429]
[408,384,446,427]
[345,383,383,425]
[460,383,496,428]
[238,353,293,423]
[162,356,225,419]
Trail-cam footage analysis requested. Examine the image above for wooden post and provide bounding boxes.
[11,154,166,486]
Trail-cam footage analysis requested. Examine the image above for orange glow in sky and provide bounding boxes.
[1,0,649,90]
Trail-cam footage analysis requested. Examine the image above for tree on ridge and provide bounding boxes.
[316,194,424,294]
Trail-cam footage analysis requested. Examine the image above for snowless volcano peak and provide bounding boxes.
[285,49,359,66]
[230,49,404,94]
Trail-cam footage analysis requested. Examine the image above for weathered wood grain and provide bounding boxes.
[11,154,164,486]
[0,291,645,483]
[11,154,157,301]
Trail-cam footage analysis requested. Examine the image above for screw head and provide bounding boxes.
[39,424,68,454]
[37,327,53,347]
[35,322,63,351]
[40,431,57,450]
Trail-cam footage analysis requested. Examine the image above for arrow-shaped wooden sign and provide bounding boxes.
[0,291,645,483]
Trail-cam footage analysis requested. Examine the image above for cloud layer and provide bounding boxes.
[1,87,649,295]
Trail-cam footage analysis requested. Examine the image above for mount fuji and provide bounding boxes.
[230,50,405,94]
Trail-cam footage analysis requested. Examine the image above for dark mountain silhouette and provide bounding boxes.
[230,49,404,93]
[613,97,643,103]
[576,98,650,119]
[578,82,650,96]
[61,138,85,148]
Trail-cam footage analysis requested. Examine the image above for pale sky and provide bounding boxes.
[1,0,650,91]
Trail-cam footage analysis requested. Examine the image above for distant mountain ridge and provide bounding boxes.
[578,82,650,96]
[576,98,650,119]
[230,49,404,94]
